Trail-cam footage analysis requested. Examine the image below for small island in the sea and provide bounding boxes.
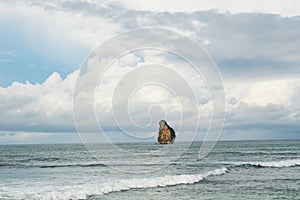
[157,120,176,144]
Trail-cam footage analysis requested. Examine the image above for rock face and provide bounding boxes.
[157,120,176,144]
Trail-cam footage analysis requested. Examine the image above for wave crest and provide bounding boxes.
[30,167,228,200]
[235,159,300,168]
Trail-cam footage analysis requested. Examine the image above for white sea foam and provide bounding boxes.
[245,159,300,168]
[16,160,300,199]
[228,159,300,168]
[29,167,228,200]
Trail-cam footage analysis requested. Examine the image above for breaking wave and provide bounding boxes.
[29,167,228,200]
[233,159,300,168]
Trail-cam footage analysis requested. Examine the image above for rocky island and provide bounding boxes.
[157,120,176,144]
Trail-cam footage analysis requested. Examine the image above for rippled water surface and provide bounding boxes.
[0,140,299,199]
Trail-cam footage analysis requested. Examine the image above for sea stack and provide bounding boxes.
[157,120,176,144]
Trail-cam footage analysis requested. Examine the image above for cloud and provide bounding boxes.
[2,1,300,80]
[121,0,300,17]
[0,0,300,143]
[0,70,79,132]
[0,0,121,65]
[2,67,299,142]
[223,77,300,137]
[225,78,300,107]
[75,50,212,136]
[0,50,18,63]
[0,131,80,144]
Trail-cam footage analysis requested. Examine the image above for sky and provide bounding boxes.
[0,0,300,144]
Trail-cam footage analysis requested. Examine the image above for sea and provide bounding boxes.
[0,140,299,200]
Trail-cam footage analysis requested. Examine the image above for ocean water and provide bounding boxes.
[0,141,299,199]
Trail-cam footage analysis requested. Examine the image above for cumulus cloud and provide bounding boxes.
[224,77,300,134]
[75,50,212,137]
[0,70,79,132]
[0,0,300,142]
[225,78,300,107]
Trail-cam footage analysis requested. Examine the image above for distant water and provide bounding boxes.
[0,141,299,199]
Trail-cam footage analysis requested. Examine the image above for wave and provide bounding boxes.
[0,163,16,167]
[29,167,228,200]
[39,163,107,168]
[0,163,107,168]
[21,157,60,162]
[233,159,300,168]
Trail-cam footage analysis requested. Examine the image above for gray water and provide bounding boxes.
[0,141,299,199]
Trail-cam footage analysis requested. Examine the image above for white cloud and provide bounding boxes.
[0,131,79,144]
[223,77,300,136]
[0,1,121,65]
[0,70,79,132]
[1,58,299,141]
[122,0,300,17]
[2,57,299,142]
[0,50,18,63]
[225,78,300,107]
[1,0,300,142]
[76,50,211,134]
